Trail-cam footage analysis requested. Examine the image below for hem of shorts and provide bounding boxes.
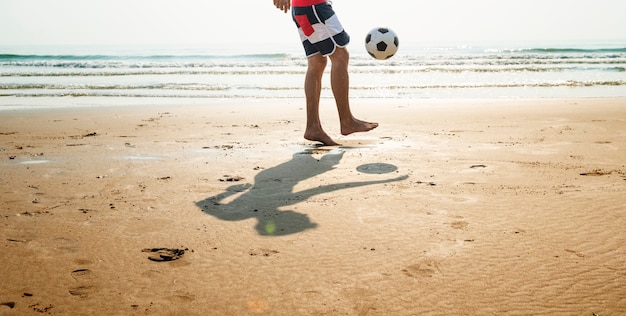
[306,51,321,58]
[306,43,348,58]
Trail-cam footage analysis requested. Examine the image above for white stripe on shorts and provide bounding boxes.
[298,12,343,44]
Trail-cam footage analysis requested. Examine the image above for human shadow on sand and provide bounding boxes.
[196,149,408,236]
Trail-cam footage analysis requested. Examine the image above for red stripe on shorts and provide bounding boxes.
[294,15,315,37]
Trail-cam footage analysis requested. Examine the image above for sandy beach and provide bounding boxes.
[1,98,625,315]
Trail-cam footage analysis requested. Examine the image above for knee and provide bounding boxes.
[330,47,349,64]
[308,55,328,72]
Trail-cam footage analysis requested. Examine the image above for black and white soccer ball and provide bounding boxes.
[365,27,399,60]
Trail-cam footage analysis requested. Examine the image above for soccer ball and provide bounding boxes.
[365,27,399,60]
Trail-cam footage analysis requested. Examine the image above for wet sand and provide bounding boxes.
[1,98,625,315]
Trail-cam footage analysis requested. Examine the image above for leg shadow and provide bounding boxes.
[196,150,408,236]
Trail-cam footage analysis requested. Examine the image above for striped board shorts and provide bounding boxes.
[292,0,350,57]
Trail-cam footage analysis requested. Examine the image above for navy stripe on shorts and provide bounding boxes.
[292,2,350,57]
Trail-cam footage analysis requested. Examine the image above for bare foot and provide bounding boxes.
[304,130,340,146]
[341,118,378,136]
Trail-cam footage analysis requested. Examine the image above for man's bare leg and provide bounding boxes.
[328,47,378,136]
[303,54,339,146]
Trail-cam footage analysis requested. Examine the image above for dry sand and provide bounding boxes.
[1,98,625,315]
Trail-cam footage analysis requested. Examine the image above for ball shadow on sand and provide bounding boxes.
[196,150,408,236]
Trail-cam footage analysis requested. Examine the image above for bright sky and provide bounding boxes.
[1,0,624,51]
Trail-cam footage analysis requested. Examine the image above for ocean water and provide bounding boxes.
[1,42,625,108]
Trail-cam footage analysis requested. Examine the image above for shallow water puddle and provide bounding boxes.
[20,160,52,165]
[120,155,162,161]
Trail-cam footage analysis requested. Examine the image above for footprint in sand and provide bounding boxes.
[450,221,469,230]
[28,303,54,313]
[249,248,279,257]
[69,269,97,298]
[470,164,487,169]
[565,249,585,258]
[166,292,196,304]
[142,248,187,262]
[402,260,442,278]
[579,170,612,176]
